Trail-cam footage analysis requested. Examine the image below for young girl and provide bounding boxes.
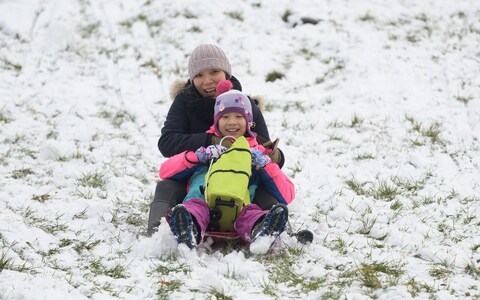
[159,80,294,249]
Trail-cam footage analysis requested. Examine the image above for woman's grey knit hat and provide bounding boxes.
[188,44,232,81]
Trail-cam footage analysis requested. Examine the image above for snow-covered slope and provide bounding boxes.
[1,0,479,299]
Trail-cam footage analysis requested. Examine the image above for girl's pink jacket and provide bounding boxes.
[159,127,295,205]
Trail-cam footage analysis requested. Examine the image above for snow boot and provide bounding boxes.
[252,204,288,241]
[169,205,200,249]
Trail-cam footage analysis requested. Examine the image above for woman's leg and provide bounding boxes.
[252,182,278,210]
[147,179,187,236]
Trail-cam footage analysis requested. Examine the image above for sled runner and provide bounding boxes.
[202,228,314,249]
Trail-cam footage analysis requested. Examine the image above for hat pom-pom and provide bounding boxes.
[216,80,233,95]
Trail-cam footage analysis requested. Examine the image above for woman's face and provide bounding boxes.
[217,112,247,139]
[193,69,227,98]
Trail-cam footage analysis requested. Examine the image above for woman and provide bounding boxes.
[147,44,283,236]
[160,83,293,248]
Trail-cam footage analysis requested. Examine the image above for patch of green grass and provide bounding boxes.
[345,179,367,196]
[188,26,202,33]
[11,168,34,179]
[226,11,243,21]
[1,58,22,73]
[140,59,161,77]
[0,251,14,271]
[182,9,197,19]
[327,133,345,142]
[37,215,69,234]
[300,47,316,60]
[79,22,101,38]
[98,109,136,128]
[330,236,352,255]
[156,279,182,299]
[259,279,278,297]
[374,180,399,201]
[359,12,376,22]
[406,278,436,297]
[256,248,326,293]
[89,258,129,279]
[390,199,403,210]
[0,249,36,274]
[32,193,51,202]
[148,261,191,277]
[282,101,308,113]
[265,71,285,82]
[455,94,473,105]
[429,264,453,279]
[346,174,430,202]
[465,261,480,278]
[119,14,147,28]
[148,259,190,299]
[73,238,103,254]
[0,107,13,123]
[207,288,233,300]
[282,9,293,23]
[341,261,404,290]
[288,163,303,179]
[73,208,88,219]
[354,153,375,161]
[357,215,378,235]
[46,130,59,139]
[76,171,108,189]
[349,114,364,128]
[406,116,446,146]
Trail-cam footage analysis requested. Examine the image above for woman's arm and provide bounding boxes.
[251,102,270,140]
[158,98,211,157]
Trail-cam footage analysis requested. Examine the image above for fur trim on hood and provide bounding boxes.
[169,79,265,112]
[169,79,187,100]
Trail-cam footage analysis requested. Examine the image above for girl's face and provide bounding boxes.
[218,112,247,139]
[193,69,227,98]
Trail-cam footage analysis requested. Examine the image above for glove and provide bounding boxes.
[251,148,272,169]
[262,138,282,164]
[211,135,233,148]
[195,145,228,163]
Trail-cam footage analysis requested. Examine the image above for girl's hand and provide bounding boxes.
[251,148,272,169]
[195,145,227,163]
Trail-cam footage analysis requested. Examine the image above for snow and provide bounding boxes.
[1,0,480,299]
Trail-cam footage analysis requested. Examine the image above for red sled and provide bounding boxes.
[203,231,239,240]
[201,231,248,251]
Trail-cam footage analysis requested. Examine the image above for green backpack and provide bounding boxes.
[204,136,252,231]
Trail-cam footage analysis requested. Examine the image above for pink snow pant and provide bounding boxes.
[183,198,268,243]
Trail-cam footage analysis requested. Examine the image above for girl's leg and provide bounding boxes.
[182,198,210,234]
[234,204,268,242]
[168,198,210,249]
[147,179,186,236]
[235,204,289,243]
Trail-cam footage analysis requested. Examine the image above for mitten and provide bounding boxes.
[195,145,227,163]
[262,138,282,164]
[251,148,272,169]
[211,135,233,148]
